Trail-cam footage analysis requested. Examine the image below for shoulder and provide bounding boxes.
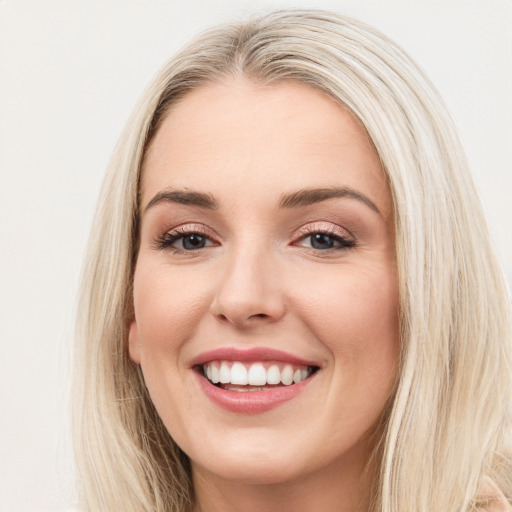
[478,476,512,512]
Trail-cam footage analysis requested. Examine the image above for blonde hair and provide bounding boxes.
[73,9,512,511]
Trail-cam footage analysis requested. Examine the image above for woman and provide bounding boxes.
[73,9,512,512]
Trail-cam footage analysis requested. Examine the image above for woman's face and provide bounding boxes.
[130,78,399,487]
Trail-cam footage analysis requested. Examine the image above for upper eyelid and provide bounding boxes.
[155,220,354,242]
[292,221,354,240]
[163,223,218,238]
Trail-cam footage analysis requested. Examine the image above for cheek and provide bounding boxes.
[133,262,214,357]
[294,263,399,384]
[131,263,212,433]
[299,262,398,333]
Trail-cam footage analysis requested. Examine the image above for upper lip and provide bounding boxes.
[189,347,320,368]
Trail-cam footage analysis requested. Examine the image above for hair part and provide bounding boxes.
[73,9,512,511]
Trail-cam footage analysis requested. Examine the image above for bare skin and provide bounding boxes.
[129,77,399,512]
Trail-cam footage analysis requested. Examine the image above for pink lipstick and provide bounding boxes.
[191,347,320,414]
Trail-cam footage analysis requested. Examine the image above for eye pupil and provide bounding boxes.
[183,234,206,250]
[311,233,334,249]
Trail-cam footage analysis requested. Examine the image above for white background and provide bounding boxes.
[0,0,510,510]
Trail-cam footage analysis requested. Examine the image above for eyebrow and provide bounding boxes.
[278,187,380,214]
[144,188,218,213]
[143,185,380,216]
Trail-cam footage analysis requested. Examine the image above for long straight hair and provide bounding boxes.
[73,9,512,511]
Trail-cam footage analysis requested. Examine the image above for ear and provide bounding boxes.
[128,318,141,364]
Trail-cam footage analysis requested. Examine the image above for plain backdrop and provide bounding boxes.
[0,0,511,510]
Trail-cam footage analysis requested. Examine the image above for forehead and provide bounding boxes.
[141,78,391,215]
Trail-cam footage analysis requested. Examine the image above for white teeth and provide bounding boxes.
[211,364,220,384]
[230,362,248,385]
[266,364,281,385]
[202,360,314,387]
[219,362,230,384]
[281,365,294,385]
[248,363,267,386]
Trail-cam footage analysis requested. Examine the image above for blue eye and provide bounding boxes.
[309,233,336,250]
[181,234,207,250]
[156,231,214,252]
[302,232,355,251]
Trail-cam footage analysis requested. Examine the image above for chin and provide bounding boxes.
[195,452,309,486]
[187,425,343,487]
[183,427,299,482]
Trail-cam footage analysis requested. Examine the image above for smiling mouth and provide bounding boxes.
[199,361,319,392]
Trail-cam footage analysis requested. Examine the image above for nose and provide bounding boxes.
[210,245,285,328]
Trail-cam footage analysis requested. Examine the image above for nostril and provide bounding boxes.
[210,294,285,327]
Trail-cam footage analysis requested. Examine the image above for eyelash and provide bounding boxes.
[154,226,217,254]
[294,226,356,253]
[154,225,356,255]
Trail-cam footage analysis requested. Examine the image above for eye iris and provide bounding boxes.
[310,233,334,249]
[182,234,206,250]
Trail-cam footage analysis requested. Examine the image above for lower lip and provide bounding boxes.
[195,371,316,414]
